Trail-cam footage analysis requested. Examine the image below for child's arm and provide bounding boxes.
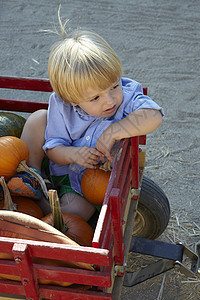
[46,145,104,169]
[95,108,162,161]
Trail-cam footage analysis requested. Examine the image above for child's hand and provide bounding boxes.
[72,146,105,168]
[95,129,116,162]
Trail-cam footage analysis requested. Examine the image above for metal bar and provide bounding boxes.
[130,237,183,261]
[124,259,174,287]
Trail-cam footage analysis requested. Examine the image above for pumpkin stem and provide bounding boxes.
[48,190,68,233]
[0,176,17,211]
[17,160,48,199]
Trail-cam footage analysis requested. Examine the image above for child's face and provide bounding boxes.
[73,80,123,117]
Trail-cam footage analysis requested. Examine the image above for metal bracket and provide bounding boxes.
[173,242,199,277]
[123,237,199,287]
[114,257,127,276]
[131,188,140,197]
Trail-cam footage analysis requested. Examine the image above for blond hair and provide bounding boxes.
[48,13,122,103]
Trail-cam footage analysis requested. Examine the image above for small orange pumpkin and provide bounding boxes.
[11,196,44,219]
[81,168,111,205]
[43,190,94,246]
[43,212,94,246]
[0,136,29,180]
[0,136,48,198]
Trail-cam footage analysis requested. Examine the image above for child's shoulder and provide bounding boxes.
[121,77,141,89]
[121,77,143,96]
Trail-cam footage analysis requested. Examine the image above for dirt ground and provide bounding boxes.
[1,0,200,299]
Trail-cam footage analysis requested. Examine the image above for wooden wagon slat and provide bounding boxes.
[0,98,48,113]
[0,279,25,296]
[111,139,129,188]
[130,136,139,191]
[12,243,40,299]
[0,261,111,288]
[40,286,113,300]
[0,280,113,300]
[0,76,52,92]
[0,237,110,266]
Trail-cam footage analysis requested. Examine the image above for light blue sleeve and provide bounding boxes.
[42,93,72,152]
[123,80,164,116]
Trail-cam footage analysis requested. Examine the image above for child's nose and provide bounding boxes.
[106,92,115,104]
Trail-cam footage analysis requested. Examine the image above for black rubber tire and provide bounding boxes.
[132,176,170,239]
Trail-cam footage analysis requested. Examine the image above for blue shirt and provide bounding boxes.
[43,77,164,194]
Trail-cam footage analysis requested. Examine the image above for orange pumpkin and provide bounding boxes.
[11,196,44,219]
[0,136,29,180]
[81,168,111,205]
[0,196,44,219]
[43,212,93,246]
[43,190,94,246]
[0,136,48,198]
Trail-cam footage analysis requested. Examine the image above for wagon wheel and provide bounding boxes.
[132,175,170,239]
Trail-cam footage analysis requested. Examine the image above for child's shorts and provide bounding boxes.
[42,158,101,212]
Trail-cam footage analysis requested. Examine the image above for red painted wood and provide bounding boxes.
[143,87,147,95]
[0,237,110,266]
[35,265,111,287]
[0,280,113,299]
[0,260,111,288]
[40,285,113,299]
[111,139,129,188]
[0,98,48,112]
[0,76,52,92]
[0,279,25,296]
[130,136,139,190]
[0,259,19,276]
[110,188,124,266]
[12,243,41,299]
[139,135,146,145]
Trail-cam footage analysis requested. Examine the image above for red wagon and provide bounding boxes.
[0,76,198,299]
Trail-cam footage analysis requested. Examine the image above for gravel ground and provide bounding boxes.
[1,0,200,299]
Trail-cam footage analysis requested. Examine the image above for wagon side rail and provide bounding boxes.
[0,237,113,299]
[0,76,51,112]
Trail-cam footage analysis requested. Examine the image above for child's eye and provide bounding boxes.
[90,95,99,102]
[112,83,120,90]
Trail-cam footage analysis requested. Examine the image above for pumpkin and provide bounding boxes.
[0,136,29,180]
[0,210,94,286]
[0,176,44,219]
[42,190,94,246]
[81,168,111,205]
[10,196,44,219]
[0,112,26,138]
[0,136,48,198]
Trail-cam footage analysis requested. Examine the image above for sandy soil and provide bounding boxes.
[1,0,200,299]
